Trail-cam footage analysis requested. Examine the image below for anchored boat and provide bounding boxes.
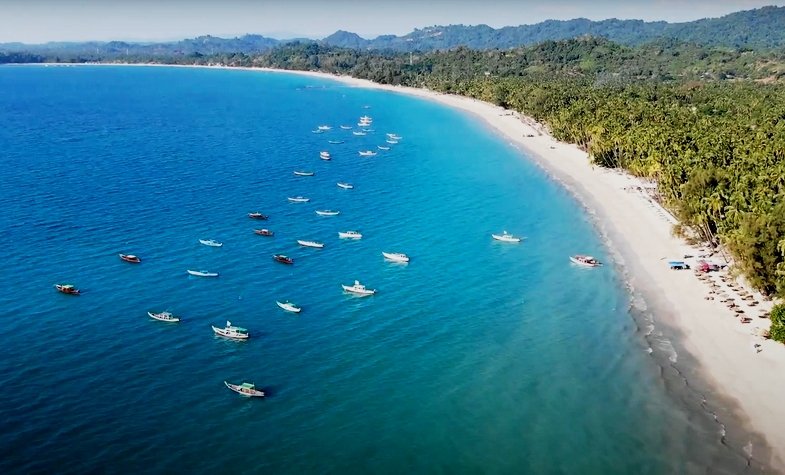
[248,212,268,220]
[276,301,302,313]
[338,230,362,239]
[273,254,294,265]
[212,321,249,340]
[315,210,340,216]
[119,254,141,263]
[491,231,522,243]
[54,284,80,295]
[199,239,223,247]
[148,311,180,322]
[342,280,376,296]
[297,240,324,248]
[382,252,410,263]
[570,255,602,267]
[225,381,264,397]
[187,269,219,277]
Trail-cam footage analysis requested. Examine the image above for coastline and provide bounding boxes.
[23,62,785,469]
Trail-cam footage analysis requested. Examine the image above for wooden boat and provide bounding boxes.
[569,255,602,267]
[119,254,141,263]
[293,171,315,176]
[248,212,268,220]
[54,284,80,295]
[491,231,522,243]
[254,228,274,236]
[315,210,340,216]
[337,182,354,190]
[148,311,180,322]
[342,280,376,296]
[273,254,294,265]
[358,150,377,157]
[199,239,223,247]
[224,381,264,397]
[187,269,219,277]
[338,230,362,239]
[297,240,325,248]
[382,251,410,263]
[212,321,249,340]
[288,196,310,203]
[276,301,302,313]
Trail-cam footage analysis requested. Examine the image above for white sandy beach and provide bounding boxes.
[39,62,785,468]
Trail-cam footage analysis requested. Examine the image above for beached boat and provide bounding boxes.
[248,212,268,220]
[119,253,141,263]
[315,210,340,216]
[338,230,363,239]
[337,182,354,190]
[224,381,264,397]
[199,239,223,247]
[54,284,80,295]
[340,125,353,130]
[386,139,399,144]
[352,131,366,136]
[382,252,410,263]
[273,254,294,265]
[254,229,274,236]
[276,300,302,313]
[317,125,332,131]
[377,145,391,151]
[298,240,324,248]
[319,151,331,160]
[288,196,310,203]
[148,311,180,322]
[358,150,377,157]
[212,321,249,340]
[293,171,315,176]
[187,269,219,277]
[342,280,376,296]
[328,140,345,144]
[492,231,522,243]
[569,255,602,267]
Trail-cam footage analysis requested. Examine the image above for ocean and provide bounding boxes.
[0,65,762,473]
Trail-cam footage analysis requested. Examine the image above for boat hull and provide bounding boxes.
[382,252,410,263]
[297,240,324,248]
[187,270,219,277]
[276,301,302,313]
[199,239,223,247]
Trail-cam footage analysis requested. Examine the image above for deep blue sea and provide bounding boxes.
[0,65,761,474]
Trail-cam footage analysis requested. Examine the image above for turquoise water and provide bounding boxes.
[0,66,757,473]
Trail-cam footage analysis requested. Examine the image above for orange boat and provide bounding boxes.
[119,254,141,263]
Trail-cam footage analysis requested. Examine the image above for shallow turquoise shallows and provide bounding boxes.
[0,66,753,474]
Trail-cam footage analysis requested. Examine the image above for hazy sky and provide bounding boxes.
[0,0,782,43]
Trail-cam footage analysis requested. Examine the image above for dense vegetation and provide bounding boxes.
[771,305,785,342]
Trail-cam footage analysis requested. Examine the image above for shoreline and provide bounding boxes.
[20,62,785,469]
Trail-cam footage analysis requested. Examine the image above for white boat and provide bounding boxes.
[377,145,390,151]
[386,140,399,144]
[362,128,375,132]
[382,251,410,263]
[316,210,340,216]
[187,269,219,277]
[319,151,331,160]
[328,140,344,144]
[340,125,353,130]
[570,255,602,267]
[386,133,402,140]
[317,125,332,131]
[276,300,302,313]
[298,239,325,248]
[288,196,310,203]
[352,131,366,136]
[199,239,223,247]
[294,171,314,176]
[148,311,180,322]
[224,381,264,397]
[311,129,324,134]
[491,231,522,243]
[337,182,354,189]
[360,115,372,122]
[358,150,377,157]
[342,280,376,296]
[212,321,249,340]
[338,230,363,239]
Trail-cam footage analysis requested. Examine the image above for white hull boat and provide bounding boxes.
[212,321,249,340]
[199,239,223,247]
[570,255,602,267]
[340,125,353,130]
[377,146,390,150]
[188,269,219,277]
[338,231,363,239]
[294,171,314,176]
[352,131,366,136]
[276,301,302,313]
[298,240,325,248]
[342,280,376,296]
[491,231,522,243]
[337,182,354,189]
[358,151,377,157]
[386,140,398,144]
[319,152,331,160]
[382,252,410,263]
[225,381,264,397]
[148,311,180,322]
[288,196,310,203]
[316,210,340,216]
[317,125,332,131]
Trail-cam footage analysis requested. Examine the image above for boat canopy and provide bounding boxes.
[240,383,255,389]
[231,326,248,332]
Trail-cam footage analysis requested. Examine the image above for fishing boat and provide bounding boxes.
[293,170,314,176]
[273,254,294,265]
[319,151,331,160]
[342,280,376,296]
[338,230,362,239]
[199,239,223,247]
[340,125,352,130]
[317,125,332,131]
[119,254,141,263]
[358,150,377,157]
[254,229,274,236]
[248,212,268,220]
[54,284,80,295]
[377,145,391,151]
[386,140,399,144]
[224,381,264,397]
[337,182,354,190]
[327,140,344,145]
[352,131,366,136]
[492,231,522,243]
[382,251,410,263]
[315,210,340,216]
[569,255,602,267]
[187,269,219,277]
[297,240,324,248]
[212,321,249,340]
[288,196,310,203]
[148,311,180,322]
[276,301,302,313]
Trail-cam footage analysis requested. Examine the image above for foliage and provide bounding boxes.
[770,305,785,343]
